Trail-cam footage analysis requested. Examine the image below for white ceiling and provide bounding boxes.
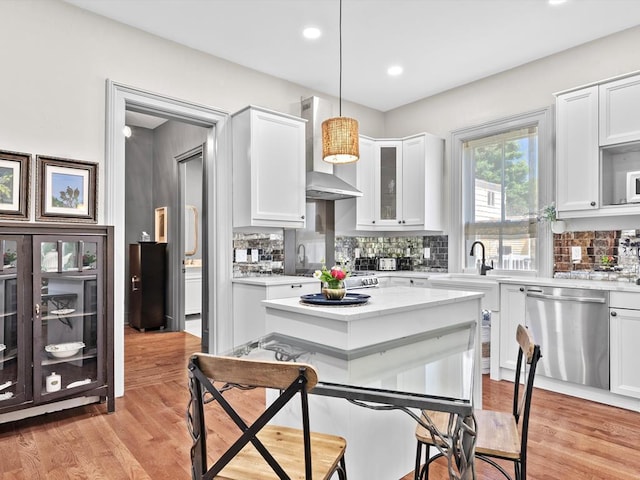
[65,0,640,112]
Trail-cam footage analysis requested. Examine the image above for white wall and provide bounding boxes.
[384,25,640,234]
[0,0,384,398]
[0,0,385,224]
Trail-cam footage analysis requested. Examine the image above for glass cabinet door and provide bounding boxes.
[33,235,103,403]
[377,142,402,225]
[0,236,28,408]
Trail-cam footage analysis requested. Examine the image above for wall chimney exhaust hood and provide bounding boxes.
[301,96,362,200]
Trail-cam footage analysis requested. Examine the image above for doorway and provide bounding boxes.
[177,147,204,337]
[106,81,234,398]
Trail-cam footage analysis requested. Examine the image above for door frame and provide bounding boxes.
[105,81,233,397]
[176,145,204,334]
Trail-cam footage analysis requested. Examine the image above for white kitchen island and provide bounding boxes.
[258,286,483,480]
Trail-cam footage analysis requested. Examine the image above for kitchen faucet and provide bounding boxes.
[469,241,493,275]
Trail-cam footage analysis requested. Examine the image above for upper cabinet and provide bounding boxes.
[599,75,640,146]
[556,86,600,213]
[555,71,640,218]
[232,106,306,229]
[352,133,443,232]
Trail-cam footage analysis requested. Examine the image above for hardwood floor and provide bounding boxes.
[0,327,638,479]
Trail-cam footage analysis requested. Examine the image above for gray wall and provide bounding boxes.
[152,120,208,328]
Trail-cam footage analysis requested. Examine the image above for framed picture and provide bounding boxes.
[155,206,168,243]
[0,150,30,220]
[36,155,97,223]
[627,171,640,204]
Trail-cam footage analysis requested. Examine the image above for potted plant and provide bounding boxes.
[538,203,565,234]
[313,263,349,300]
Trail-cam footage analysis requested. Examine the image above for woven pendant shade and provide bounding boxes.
[322,116,359,164]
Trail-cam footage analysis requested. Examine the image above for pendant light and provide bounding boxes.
[322,0,359,164]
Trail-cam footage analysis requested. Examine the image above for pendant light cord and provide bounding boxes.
[339,0,343,117]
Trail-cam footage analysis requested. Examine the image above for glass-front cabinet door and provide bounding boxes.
[376,141,403,226]
[0,236,29,408]
[32,235,103,403]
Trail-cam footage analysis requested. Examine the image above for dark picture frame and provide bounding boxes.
[36,155,97,223]
[0,149,31,221]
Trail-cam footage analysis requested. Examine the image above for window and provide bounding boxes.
[464,127,538,272]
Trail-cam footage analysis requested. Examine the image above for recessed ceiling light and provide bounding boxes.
[303,27,322,40]
[548,0,567,5]
[387,65,403,76]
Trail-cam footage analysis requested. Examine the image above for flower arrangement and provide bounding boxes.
[313,264,349,289]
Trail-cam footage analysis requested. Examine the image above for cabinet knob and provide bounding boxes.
[398,220,402,224]
[519,287,525,292]
[301,215,305,219]
[410,279,414,284]
[372,220,375,224]
[610,310,617,317]
[590,201,596,207]
[402,220,406,224]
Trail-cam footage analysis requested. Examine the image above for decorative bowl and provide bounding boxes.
[45,342,85,359]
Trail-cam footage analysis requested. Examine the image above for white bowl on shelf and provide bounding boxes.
[45,341,85,359]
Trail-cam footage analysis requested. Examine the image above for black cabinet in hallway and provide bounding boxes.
[129,243,166,331]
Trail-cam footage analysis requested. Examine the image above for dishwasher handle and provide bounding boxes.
[525,291,606,304]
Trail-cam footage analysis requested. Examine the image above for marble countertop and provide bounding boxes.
[233,271,640,293]
[261,286,483,322]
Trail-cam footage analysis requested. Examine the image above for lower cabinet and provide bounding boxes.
[499,284,526,371]
[185,266,202,316]
[0,224,114,418]
[609,292,640,399]
[233,280,319,345]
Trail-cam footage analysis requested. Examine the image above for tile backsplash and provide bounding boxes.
[232,232,449,276]
[233,232,284,276]
[553,229,640,280]
[335,235,448,271]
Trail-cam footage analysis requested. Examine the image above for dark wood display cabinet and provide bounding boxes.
[0,223,114,418]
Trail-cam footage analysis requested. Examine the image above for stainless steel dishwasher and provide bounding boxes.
[525,286,609,389]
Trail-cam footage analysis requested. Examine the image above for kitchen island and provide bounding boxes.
[260,286,483,479]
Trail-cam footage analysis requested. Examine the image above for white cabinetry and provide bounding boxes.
[556,72,640,218]
[556,86,599,213]
[599,75,640,146]
[499,284,526,371]
[232,106,306,229]
[355,136,377,228]
[185,266,202,315]
[354,133,443,231]
[233,280,319,345]
[387,276,429,287]
[609,292,640,399]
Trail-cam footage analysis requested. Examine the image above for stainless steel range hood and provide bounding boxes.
[301,96,362,200]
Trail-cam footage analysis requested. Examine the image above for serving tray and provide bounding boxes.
[300,292,370,306]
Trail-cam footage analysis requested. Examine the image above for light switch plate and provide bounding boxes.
[423,247,431,259]
[571,246,582,261]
